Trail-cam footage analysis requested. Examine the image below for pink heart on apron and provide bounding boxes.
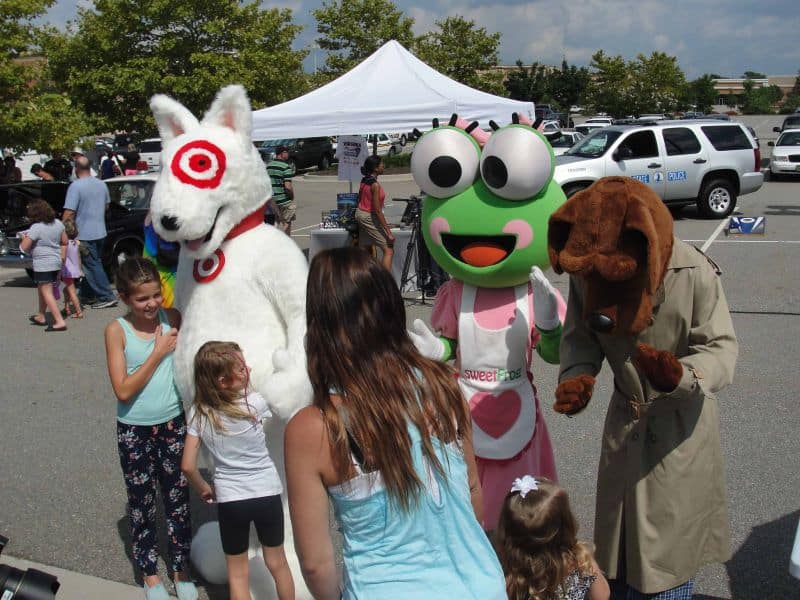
[469,390,521,438]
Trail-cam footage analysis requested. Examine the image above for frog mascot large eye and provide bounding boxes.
[408,113,567,530]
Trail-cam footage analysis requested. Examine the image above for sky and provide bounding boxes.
[42,0,800,80]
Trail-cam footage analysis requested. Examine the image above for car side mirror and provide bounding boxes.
[612,147,633,161]
[773,127,780,133]
[768,141,775,147]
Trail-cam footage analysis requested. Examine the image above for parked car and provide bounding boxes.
[113,133,139,154]
[569,105,584,114]
[553,119,763,218]
[583,116,614,126]
[773,114,800,133]
[0,173,156,280]
[138,138,162,171]
[366,133,402,156]
[575,123,609,136]
[539,120,562,135]
[549,130,585,156]
[258,137,335,172]
[768,128,800,180]
[637,114,668,122]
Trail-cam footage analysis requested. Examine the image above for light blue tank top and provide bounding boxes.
[116,309,183,425]
[328,422,506,599]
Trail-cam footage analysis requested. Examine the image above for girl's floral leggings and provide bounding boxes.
[117,414,192,576]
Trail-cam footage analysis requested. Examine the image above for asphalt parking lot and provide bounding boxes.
[0,174,798,599]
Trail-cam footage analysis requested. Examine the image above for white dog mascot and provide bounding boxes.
[149,85,312,598]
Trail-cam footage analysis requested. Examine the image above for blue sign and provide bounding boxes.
[727,216,766,235]
[631,174,650,184]
[337,193,358,211]
[667,170,687,181]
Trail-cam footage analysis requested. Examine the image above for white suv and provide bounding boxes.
[138,138,162,170]
[553,119,763,218]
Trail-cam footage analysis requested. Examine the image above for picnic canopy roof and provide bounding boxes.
[251,40,534,141]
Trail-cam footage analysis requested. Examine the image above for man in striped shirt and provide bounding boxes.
[267,145,296,235]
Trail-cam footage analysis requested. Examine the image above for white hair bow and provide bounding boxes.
[510,475,540,498]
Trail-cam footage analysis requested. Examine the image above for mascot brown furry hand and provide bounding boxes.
[546,176,738,596]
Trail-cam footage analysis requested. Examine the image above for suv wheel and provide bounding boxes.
[388,146,397,156]
[318,154,330,171]
[400,134,407,146]
[698,178,736,218]
[563,183,588,198]
[287,158,297,176]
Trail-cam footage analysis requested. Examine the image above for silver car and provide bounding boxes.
[553,119,763,218]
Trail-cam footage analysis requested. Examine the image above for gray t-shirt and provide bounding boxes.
[64,176,110,240]
[28,219,65,272]
[186,392,283,503]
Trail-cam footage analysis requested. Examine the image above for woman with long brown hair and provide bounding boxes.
[285,247,504,599]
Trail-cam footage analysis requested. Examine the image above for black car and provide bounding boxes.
[0,174,156,281]
[258,137,335,172]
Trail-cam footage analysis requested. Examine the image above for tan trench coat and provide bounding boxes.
[559,237,738,593]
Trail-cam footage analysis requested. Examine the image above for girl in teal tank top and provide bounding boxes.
[286,247,505,599]
[104,258,197,600]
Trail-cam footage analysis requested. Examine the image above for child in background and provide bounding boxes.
[497,476,610,600]
[181,341,294,600]
[61,219,83,318]
[104,257,198,600]
[19,199,67,331]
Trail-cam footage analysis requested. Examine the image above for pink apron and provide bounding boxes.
[457,283,557,529]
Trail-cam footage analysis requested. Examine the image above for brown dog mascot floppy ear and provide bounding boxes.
[548,177,683,414]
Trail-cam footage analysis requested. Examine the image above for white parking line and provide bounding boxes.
[700,218,730,252]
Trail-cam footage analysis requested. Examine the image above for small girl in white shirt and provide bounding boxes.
[181,341,295,600]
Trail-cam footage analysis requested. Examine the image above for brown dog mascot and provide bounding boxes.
[549,177,738,598]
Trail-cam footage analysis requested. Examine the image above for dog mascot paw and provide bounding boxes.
[409,112,567,530]
[549,176,738,593]
[149,85,312,598]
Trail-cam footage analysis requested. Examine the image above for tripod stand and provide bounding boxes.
[398,195,448,304]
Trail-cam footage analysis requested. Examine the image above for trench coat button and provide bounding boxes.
[632,432,640,441]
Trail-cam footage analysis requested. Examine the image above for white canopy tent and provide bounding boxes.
[251,40,534,140]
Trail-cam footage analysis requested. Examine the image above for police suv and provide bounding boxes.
[553,119,763,218]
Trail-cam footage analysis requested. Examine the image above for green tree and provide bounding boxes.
[629,52,685,115]
[779,70,800,113]
[548,60,590,109]
[416,16,504,94]
[585,50,632,117]
[0,0,90,153]
[504,61,549,102]
[742,83,781,114]
[313,0,415,80]
[742,70,766,79]
[684,74,718,114]
[46,0,307,135]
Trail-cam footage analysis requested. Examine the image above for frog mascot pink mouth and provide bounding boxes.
[408,112,567,530]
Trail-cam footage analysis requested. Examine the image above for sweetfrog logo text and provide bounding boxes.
[463,368,523,383]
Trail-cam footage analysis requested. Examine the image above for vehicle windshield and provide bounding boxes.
[777,131,800,146]
[565,129,622,157]
[784,118,800,128]
[108,180,153,210]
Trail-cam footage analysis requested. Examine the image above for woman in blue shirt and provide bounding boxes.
[285,247,505,599]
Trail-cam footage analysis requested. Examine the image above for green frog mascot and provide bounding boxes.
[408,113,567,530]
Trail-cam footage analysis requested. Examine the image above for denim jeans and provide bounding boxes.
[79,238,115,302]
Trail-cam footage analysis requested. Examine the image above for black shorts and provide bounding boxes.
[33,269,59,284]
[217,494,284,555]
